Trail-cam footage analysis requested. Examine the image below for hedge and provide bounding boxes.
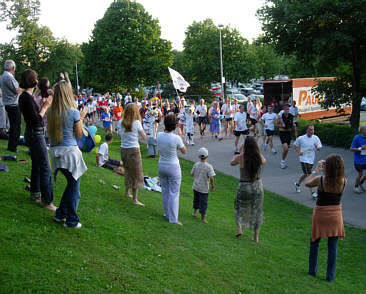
[296,118,358,149]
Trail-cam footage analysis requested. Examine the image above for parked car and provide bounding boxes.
[361,97,366,111]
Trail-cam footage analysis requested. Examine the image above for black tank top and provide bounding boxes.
[316,177,344,206]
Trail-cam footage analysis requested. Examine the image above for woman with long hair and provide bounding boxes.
[157,114,186,225]
[18,69,56,210]
[230,136,266,243]
[120,103,147,206]
[48,80,87,228]
[305,154,346,282]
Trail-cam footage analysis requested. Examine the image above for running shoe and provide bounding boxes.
[271,148,277,154]
[280,162,287,169]
[63,223,82,229]
[353,186,362,194]
[234,147,239,154]
[295,182,301,193]
[312,192,318,199]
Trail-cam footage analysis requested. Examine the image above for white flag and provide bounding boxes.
[168,67,190,93]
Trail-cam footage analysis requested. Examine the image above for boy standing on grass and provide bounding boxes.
[190,147,216,223]
[96,133,125,175]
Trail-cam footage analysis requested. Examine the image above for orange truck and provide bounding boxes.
[263,77,352,119]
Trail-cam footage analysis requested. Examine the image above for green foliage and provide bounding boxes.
[297,118,358,148]
[257,0,366,128]
[1,130,366,293]
[183,19,252,86]
[0,0,82,86]
[81,0,173,92]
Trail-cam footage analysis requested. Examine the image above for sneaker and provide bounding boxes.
[263,144,267,151]
[234,147,239,154]
[54,216,66,223]
[353,186,362,194]
[191,142,195,146]
[360,182,366,191]
[280,162,287,169]
[271,148,277,154]
[312,192,318,199]
[63,222,82,229]
[295,182,301,193]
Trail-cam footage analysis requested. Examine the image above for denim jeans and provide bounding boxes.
[55,169,81,227]
[308,236,338,282]
[25,128,53,204]
[5,105,21,151]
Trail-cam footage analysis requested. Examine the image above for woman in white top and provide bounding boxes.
[120,103,147,206]
[196,99,207,136]
[157,114,186,225]
[221,98,233,137]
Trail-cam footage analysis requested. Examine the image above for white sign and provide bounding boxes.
[293,86,324,114]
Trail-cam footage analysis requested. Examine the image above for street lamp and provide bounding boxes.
[218,24,225,99]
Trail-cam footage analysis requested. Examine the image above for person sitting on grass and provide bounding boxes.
[190,147,215,223]
[96,133,125,175]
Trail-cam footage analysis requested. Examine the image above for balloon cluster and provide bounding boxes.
[88,125,101,143]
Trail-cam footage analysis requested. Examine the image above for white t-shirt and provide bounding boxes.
[290,106,299,122]
[294,134,322,164]
[196,105,207,117]
[157,132,184,165]
[232,104,240,114]
[249,105,259,119]
[261,112,277,130]
[97,142,109,166]
[120,120,143,149]
[221,104,233,118]
[234,112,248,131]
[92,100,98,111]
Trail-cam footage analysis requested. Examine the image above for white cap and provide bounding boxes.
[198,147,208,158]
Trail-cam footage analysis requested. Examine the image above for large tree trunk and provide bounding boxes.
[350,44,361,129]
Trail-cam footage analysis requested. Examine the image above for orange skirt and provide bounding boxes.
[312,205,345,242]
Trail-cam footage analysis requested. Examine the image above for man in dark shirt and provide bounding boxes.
[278,105,294,169]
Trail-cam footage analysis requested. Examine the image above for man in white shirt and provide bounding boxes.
[260,105,277,154]
[294,124,322,198]
[96,133,125,175]
[196,99,207,136]
[221,98,233,137]
[233,104,249,154]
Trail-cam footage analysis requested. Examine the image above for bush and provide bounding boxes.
[297,118,358,149]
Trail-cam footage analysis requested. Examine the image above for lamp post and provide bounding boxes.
[218,24,224,99]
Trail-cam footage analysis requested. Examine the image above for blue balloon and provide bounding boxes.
[89,125,97,136]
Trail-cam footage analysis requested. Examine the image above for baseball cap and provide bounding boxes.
[198,147,208,158]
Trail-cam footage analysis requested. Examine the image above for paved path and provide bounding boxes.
[179,133,366,229]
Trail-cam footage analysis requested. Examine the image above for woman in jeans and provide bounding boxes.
[18,69,56,210]
[48,81,87,228]
[157,114,186,225]
[305,154,346,282]
[120,103,147,206]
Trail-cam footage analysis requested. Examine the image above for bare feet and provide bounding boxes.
[43,203,57,211]
[176,221,183,226]
[34,197,41,203]
[132,200,145,207]
[125,194,133,199]
[201,219,208,224]
[253,238,259,244]
[192,213,197,217]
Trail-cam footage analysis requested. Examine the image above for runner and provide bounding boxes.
[257,105,267,148]
[196,99,207,136]
[350,125,366,193]
[248,100,259,137]
[278,105,294,169]
[221,98,233,137]
[293,125,322,199]
[260,105,277,154]
[233,104,248,154]
[290,100,299,138]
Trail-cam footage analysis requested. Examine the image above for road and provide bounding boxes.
[179,132,366,229]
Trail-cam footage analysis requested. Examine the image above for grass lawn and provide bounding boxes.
[0,130,365,294]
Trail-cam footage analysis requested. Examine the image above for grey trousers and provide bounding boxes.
[0,105,6,129]
[159,162,181,224]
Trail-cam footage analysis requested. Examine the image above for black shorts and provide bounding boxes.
[301,162,313,175]
[225,117,233,122]
[250,118,257,125]
[102,159,121,170]
[87,113,93,119]
[279,131,291,145]
[354,163,366,172]
[198,117,206,124]
[265,129,275,137]
[234,130,249,137]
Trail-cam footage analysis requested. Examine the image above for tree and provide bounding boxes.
[81,0,172,92]
[0,0,40,30]
[258,0,366,128]
[183,19,252,86]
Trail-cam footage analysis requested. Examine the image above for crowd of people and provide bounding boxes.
[1,59,364,282]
